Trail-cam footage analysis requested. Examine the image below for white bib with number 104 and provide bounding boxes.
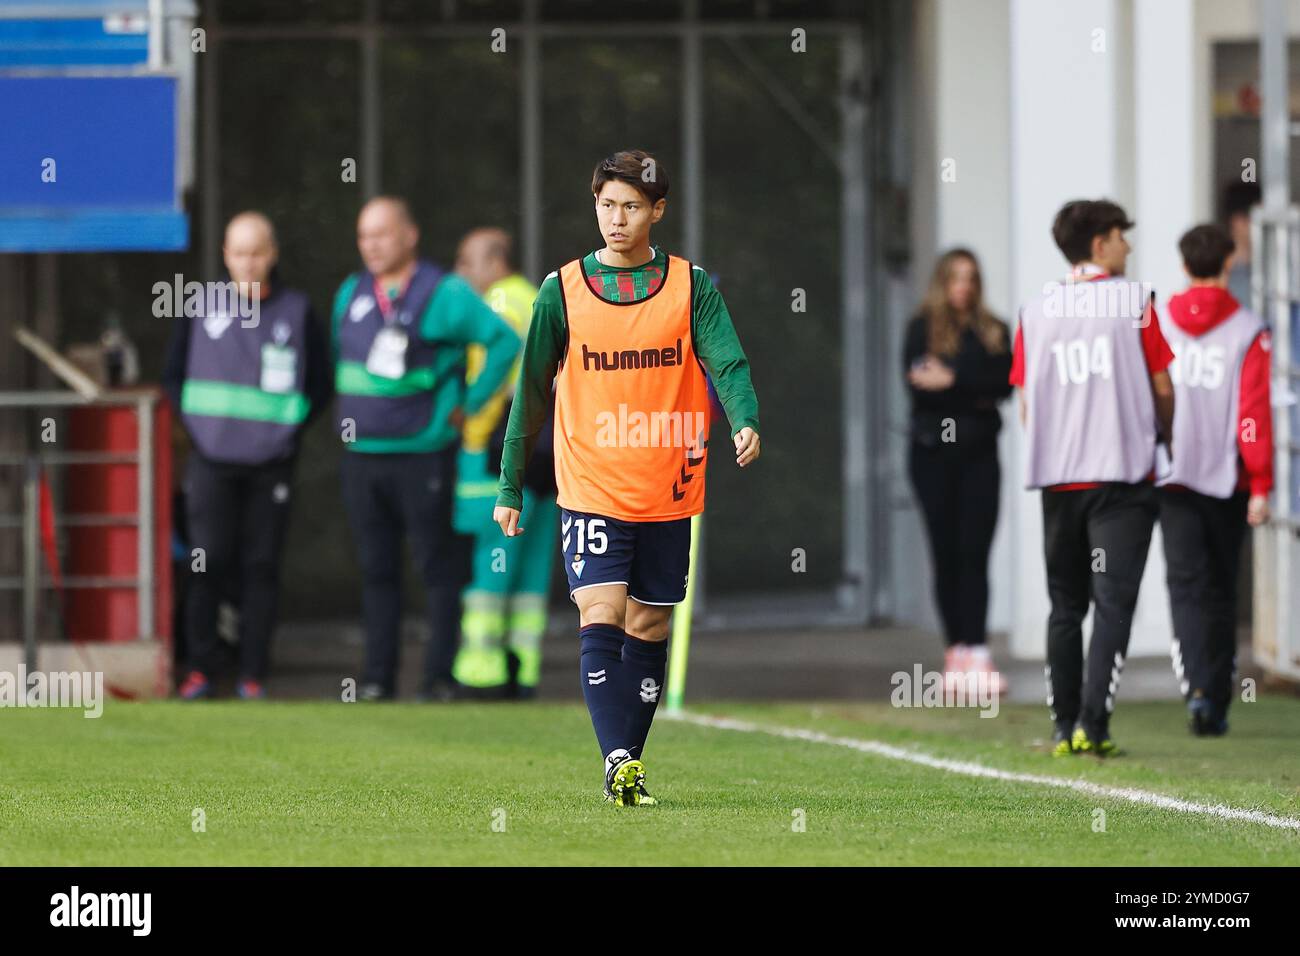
[366,325,410,380]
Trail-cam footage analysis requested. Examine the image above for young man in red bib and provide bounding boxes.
[493,150,761,805]
[1157,223,1272,737]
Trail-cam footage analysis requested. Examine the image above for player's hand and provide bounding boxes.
[494,505,524,537]
[1247,494,1270,527]
[734,427,760,468]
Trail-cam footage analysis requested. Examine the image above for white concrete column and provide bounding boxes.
[933,0,1014,637]
[897,0,1013,636]
[1007,0,1176,660]
[1136,0,1200,300]
[1126,0,1203,657]
[1010,0,1125,659]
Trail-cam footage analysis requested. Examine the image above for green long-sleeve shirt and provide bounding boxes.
[496,247,760,512]
[331,269,521,454]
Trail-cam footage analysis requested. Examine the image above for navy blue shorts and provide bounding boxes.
[560,508,691,605]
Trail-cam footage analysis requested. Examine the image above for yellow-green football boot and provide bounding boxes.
[1050,726,1077,757]
[1072,726,1121,758]
[603,754,655,807]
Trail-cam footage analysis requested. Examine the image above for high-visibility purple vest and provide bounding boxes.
[1156,303,1262,498]
[180,288,311,465]
[335,261,445,441]
[1020,277,1157,489]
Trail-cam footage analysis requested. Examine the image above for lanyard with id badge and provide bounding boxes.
[261,321,298,393]
[366,278,414,380]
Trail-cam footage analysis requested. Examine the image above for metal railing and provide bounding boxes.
[1250,205,1300,681]
[0,390,158,672]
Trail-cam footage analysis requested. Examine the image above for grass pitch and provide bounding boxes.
[1,696,1297,865]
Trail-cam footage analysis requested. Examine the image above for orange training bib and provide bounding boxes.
[553,254,710,521]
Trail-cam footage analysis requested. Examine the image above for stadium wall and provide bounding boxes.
[906,0,1286,659]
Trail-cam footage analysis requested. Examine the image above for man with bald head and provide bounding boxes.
[450,228,555,698]
[334,198,520,701]
[163,210,333,699]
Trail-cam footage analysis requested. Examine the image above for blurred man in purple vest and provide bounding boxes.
[163,211,334,699]
[1010,199,1175,757]
[332,198,519,701]
[1157,223,1273,737]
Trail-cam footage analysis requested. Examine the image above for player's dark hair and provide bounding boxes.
[1052,199,1135,264]
[591,149,669,204]
[1220,180,1261,222]
[1179,223,1236,279]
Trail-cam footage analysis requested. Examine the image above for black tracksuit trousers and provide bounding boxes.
[183,453,294,682]
[340,447,471,697]
[1157,488,1248,712]
[1041,481,1157,739]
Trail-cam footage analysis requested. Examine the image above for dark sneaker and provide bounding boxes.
[237,679,266,700]
[1188,695,1229,737]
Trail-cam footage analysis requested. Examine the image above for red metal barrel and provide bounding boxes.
[62,390,172,643]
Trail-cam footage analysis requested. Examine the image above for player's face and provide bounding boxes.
[222,221,276,288]
[1094,226,1130,276]
[357,202,418,277]
[946,257,977,313]
[595,181,664,255]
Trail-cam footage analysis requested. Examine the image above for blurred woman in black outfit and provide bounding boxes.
[904,248,1012,693]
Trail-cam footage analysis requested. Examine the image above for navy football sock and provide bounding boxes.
[579,624,629,760]
[622,633,668,759]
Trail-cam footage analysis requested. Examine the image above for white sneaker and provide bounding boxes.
[942,645,970,694]
[965,644,1007,696]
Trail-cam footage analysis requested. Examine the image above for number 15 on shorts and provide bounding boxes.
[560,507,690,603]
[562,514,609,556]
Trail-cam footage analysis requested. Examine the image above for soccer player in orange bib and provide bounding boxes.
[493,150,761,806]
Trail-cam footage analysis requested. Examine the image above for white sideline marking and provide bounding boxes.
[666,711,1300,832]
